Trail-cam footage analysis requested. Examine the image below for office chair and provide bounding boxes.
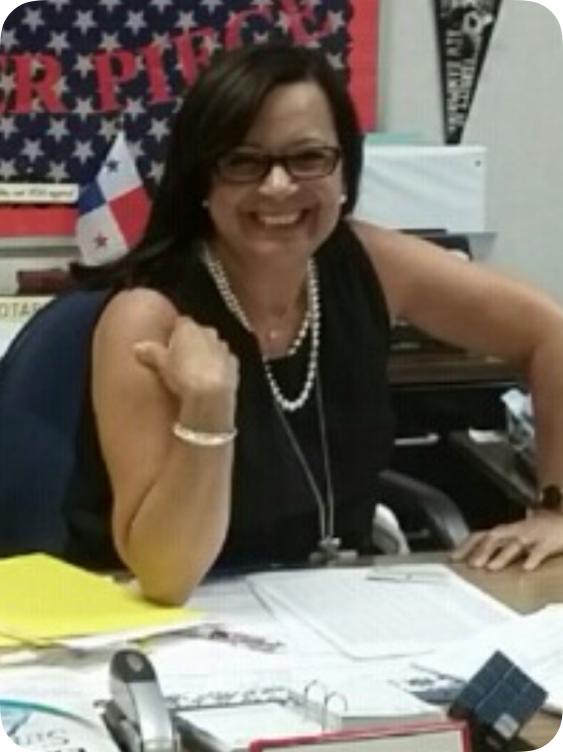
[0,289,468,560]
[0,289,111,557]
[377,469,469,551]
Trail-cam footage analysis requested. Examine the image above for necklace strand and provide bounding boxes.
[202,246,321,412]
[273,373,340,560]
[285,310,310,357]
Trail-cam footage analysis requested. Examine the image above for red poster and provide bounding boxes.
[0,0,381,194]
[349,0,380,131]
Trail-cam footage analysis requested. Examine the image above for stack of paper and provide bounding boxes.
[416,604,563,713]
[246,565,517,659]
[0,553,200,653]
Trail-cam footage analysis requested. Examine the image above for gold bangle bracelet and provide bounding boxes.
[172,421,237,447]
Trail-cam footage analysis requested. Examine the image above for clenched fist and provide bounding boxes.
[132,316,239,407]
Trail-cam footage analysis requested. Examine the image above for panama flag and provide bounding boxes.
[76,132,151,266]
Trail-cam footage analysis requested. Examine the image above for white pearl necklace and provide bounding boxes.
[283,308,310,357]
[202,246,321,412]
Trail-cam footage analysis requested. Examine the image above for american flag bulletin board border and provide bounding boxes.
[0,0,380,192]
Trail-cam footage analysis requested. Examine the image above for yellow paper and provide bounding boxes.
[0,553,199,647]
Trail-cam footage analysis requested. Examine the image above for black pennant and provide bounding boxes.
[434,0,503,144]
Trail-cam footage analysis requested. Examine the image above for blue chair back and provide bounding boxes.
[0,289,111,556]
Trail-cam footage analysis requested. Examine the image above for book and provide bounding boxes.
[172,679,447,752]
[176,704,468,752]
[176,701,323,752]
[249,721,470,752]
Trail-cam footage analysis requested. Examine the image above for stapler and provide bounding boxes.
[104,648,181,752]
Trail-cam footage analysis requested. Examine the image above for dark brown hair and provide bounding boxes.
[74,42,363,287]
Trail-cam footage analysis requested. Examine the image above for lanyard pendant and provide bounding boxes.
[309,536,341,565]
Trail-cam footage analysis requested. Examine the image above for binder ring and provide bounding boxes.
[324,690,348,715]
[303,680,328,705]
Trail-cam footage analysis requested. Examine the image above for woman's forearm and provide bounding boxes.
[114,393,237,605]
[525,327,563,490]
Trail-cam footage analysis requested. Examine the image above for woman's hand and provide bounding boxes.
[132,316,239,404]
[451,513,563,571]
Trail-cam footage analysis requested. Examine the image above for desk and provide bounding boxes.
[388,351,517,437]
[1,553,560,751]
[388,351,517,388]
[376,551,562,749]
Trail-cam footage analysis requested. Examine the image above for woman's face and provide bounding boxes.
[206,81,344,266]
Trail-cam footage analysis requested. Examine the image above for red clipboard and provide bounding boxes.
[249,718,471,752]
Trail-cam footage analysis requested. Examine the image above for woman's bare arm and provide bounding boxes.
[353,220,563,570]
[92,288,239,603]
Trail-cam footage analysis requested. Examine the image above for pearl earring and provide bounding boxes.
[339,194,347,205]
[202,199,209,208]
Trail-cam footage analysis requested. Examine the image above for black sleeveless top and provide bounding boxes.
[65,222,395,570]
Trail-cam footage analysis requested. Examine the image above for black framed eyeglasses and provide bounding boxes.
[215,146,342,183]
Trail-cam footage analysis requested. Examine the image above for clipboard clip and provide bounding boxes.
[366,569,449,585]
[103,648,181,752]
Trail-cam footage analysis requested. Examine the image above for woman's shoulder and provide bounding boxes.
[348,217,464,265]
[348,218,462,276]
[329,218,404,270]
[347,218,402,253]
[95,287,179,346]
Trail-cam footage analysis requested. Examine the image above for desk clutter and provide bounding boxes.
[0,553,201,652]
[0,556,560,752]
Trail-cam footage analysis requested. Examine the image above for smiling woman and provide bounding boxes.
[67,43,563,604]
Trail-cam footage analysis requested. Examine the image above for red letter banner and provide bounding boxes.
[0,0,380,192]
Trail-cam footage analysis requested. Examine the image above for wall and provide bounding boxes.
[377,0,563,301]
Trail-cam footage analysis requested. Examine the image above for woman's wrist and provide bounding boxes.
[177,390,237,433]
[529,484,563,514]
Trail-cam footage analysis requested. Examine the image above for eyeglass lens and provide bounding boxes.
[216,146,341,182]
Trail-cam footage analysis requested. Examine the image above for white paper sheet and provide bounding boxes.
[247,565,517,659]
[416,604,563,713]
[189,575,337,656]
[0,667,118,751]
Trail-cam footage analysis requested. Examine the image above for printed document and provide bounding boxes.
[247,565,517,659]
